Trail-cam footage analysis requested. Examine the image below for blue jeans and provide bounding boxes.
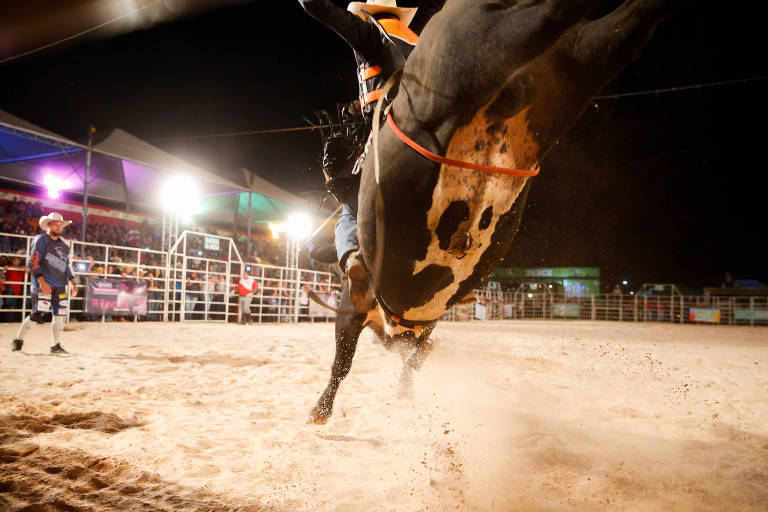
[334,204,359,267]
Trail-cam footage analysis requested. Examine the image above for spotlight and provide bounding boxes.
[161,175,201,216]
[286,212,313,240]
[42,173,68,199]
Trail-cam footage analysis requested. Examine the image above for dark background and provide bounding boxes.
[1,0,765,291]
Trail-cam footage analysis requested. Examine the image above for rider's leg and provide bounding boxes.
[334,204,368,305]
[335,203,359,271]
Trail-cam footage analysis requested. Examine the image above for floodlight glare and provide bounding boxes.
[286,212,313,240]
[43,173,68,199]
[161,175,201,216]
[268,222,286,239]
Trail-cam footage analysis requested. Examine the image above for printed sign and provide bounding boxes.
[204,236,220,251]
[86,278,147,316]
[734,309,768,321]
[474,302,487,320]
[689,308,721,323]
[553,303,580,318]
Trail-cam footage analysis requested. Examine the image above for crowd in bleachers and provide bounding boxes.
[0,196,323,268]
[0,196,336,322]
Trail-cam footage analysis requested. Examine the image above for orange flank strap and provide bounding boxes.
[386,113,541,177]
[360,65,382,81]
[363,89,383,107]
[379,18,419,44]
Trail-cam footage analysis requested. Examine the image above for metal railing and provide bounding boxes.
[0,231,340,324]
[2,231,765,327]
[443,290,768,326]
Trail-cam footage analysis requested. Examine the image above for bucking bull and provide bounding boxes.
[308,0,685,424]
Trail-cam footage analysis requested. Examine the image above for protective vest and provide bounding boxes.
[29,234,74,289]
[354,18,418,115]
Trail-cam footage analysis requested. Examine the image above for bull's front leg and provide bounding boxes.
[308,279,367,424]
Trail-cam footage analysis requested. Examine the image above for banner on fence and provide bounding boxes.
[204,236,220,251]
[308,293,337,318]
[734,308,768,321]
[85,278,147,316]
[475,302,487,320]
[689,308,720,323]
[553,303,580,318]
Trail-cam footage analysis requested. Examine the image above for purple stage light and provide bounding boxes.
[42,172,72,199]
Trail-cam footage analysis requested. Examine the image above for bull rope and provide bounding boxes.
[385,114,541,177]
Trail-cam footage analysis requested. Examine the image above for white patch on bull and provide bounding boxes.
[403,105,538,321]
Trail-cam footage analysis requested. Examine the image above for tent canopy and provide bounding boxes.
[0,109,317,226]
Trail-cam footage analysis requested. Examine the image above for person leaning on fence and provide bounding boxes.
[237,270,258,325]
[11,212,77,354]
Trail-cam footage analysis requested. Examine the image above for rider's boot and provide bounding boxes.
[345,251,369,306]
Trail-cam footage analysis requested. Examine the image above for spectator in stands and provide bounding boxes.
[299,284,310,321]
[721,272,735,288]
[185,272,201,320]
[238,269,258,324]
[3,253,26,317]
[204,273,220,320]
[0,276,15,321]
[146,268,164,321]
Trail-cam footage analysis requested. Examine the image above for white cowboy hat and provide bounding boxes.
[39,212,72,231]
[347,0,418,27]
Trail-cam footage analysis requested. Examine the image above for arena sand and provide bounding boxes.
[0,320,766,511]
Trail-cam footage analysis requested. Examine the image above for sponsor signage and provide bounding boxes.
[85,278,148,316]
[734,308,768,321]
[689,308,721,323]
[475,302,487,320]
[553,304,580,318]
[204,236,220,251]
[491,267,600,279]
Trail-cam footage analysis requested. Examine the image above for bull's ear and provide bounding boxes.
[455,293,477,305]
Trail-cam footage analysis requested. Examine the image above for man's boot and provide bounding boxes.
[50,343,70,355]
[345,251,369,306]
[11,339,23,351]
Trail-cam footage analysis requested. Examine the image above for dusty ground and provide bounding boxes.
[0,320,766,511]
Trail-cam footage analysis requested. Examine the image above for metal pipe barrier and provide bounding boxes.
[442,290,768,326]
[1,231,765,326]
[0,231,340,324]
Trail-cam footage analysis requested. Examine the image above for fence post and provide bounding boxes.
[591,295,596,320]
[619,295,623,322]
[680,295,684,324]
[633,294,638,322]
[730,297,734,325]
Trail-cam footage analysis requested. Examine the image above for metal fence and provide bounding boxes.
[0,231,340,324]
[2,231,766,327]
[442,288,768,327]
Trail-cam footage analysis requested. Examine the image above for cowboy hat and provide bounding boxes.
[39,212,72,231]
[347,0,418,27]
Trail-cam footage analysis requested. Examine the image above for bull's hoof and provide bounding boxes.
[308,405,332,425]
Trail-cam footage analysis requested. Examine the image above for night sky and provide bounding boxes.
[1,1,766,291]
